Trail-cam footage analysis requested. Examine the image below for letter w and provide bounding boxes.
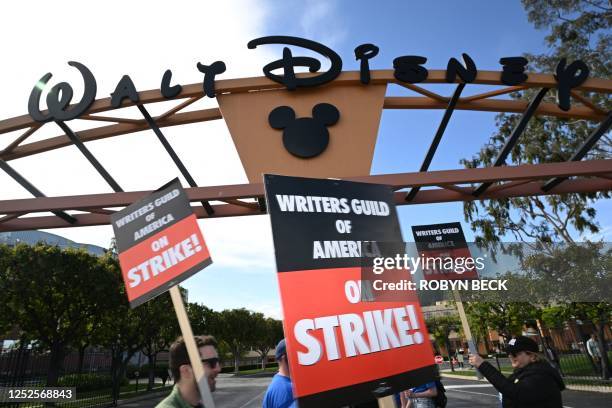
[276,195,295,212]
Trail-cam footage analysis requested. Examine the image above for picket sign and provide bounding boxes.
[110,180,216,406]
[411,222,483,379]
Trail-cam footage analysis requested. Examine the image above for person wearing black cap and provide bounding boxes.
[263,339,297,408]
[469,335,565,408]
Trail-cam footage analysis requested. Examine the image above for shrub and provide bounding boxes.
[220,362,278,374]
[126,363,170,380]
[57,373,127,392]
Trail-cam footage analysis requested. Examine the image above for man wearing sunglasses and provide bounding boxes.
[469,335,565,408]
[157,335,222,408]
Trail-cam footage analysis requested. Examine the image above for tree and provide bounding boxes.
[0,244,12,338]
[188,303,220,337]
[462,0,611,378]
[253,317,284,369]
[425,315,461,371]
[138,293,180,390]
[462,0,610,246]
[518,241,611,378]
[466,304,493,354]
[1,244,117,386]
[544,301,612,379]
[465,302,540,343]
[96,253,146,400]
[520,242,611,303]
[217,308,260,373]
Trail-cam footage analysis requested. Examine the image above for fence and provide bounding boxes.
[0,347,114,407]
[440,349,612,391]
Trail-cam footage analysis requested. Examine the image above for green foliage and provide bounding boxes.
[188,302,220,337]
[220,362,278,374]
[139,292,180,357]
[126,362,170,380]
[519,242,612,302]
[94,254,143,356]
[0,241,287,387]
[57,373,128,392]
[0,244,12,336]
[425,314,461,350]
[462,1,611,246]
[217,308,262,372]
[541,305,571,328]
[253,317,284,362]
[465,302,540,340]
[542,302,612,328]
[1,243,117,349]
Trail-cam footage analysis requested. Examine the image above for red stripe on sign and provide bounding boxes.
[118,215,210,302]
[278,267,434,398]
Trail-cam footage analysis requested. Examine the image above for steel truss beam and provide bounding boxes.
[136,104,214,215]
[1,159,610,232]
[405,83,465,201]
[56,121,123,192]
[0,158,76,224]
[542,112,612,192]
[473,88,549,196]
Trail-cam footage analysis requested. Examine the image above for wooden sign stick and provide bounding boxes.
[377,395,396,408]
[453,289,483,379]
[169,286,216,408]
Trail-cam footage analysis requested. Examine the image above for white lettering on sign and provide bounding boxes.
[276,194,350,214]
[134,214,175,240]
[315,316,341,360]
[414,229,440,237]
[127,234,202,288]
[275,194,389,216]
[114,203,155,228]
[294,320,322,366]
[350,199,389,216]
[154,189,180,207]
[313,240,362,259]
[293,305,424,365]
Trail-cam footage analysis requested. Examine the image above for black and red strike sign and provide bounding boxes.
[264,174,435,408]
[411,222,478,281]
[111,179,212,307]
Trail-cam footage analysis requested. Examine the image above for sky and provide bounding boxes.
[1,0,610,318]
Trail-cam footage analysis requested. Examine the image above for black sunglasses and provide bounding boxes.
[201,357,220,368]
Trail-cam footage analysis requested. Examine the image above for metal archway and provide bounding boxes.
[0,69,611,231]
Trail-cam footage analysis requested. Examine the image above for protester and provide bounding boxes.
[156,335,221,408]
[469,336,565,408]
[456,349,465,369]
[586,333,602,372]
[400,381,437,408]
[263,339,296,408]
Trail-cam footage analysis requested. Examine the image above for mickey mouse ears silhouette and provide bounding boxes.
[269,103,340,158]
[269,103,340,129]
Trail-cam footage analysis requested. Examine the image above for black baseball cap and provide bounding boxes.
[506,336,539,354]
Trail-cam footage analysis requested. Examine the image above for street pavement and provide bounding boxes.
[118,373,269,408]
[119,372,611,407]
